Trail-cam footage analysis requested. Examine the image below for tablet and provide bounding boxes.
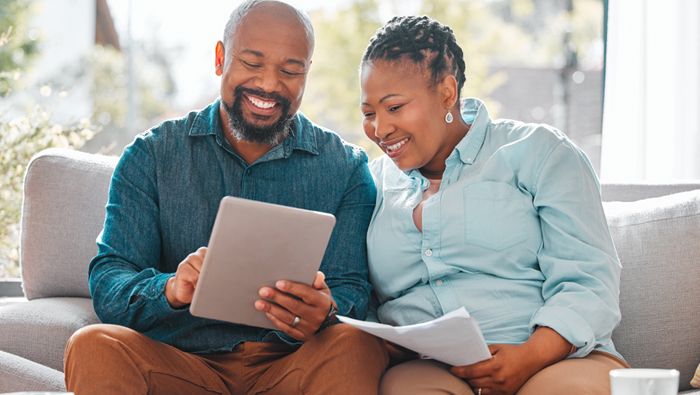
[190,196,336,330]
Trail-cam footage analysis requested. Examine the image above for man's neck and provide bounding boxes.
[225,132,284,165]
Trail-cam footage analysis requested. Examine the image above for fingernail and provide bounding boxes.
[276,280,287,290]
[260,288,270,298]
[255,301,265,310]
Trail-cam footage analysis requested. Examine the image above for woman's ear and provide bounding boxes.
[440,74,459,109]
[215,41,225,76]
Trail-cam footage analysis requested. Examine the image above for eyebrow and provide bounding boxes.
[361,94,401,106]
[240,49,307,68]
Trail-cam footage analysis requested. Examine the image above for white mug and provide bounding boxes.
[610,368,679,395]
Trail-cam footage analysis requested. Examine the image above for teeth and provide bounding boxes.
[387,138,408,152]
[247,95,276,109]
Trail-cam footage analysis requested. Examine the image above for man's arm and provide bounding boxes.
[89,135,189,332]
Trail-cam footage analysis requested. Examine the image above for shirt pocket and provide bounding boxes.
[463,182,528,251]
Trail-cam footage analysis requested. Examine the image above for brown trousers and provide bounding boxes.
[64,323,388,395]
[379,351,630,395]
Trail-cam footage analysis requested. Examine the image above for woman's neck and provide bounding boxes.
[419,118,471,180]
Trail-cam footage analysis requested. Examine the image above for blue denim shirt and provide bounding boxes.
[367,98,622,360]
[89,99,377,353]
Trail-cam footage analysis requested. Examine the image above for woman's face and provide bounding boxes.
[360,60,452,173]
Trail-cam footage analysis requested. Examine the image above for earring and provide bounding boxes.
[445,110,454,124]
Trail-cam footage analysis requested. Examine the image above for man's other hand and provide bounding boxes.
[165,247,207,309]
[255,271,336,342]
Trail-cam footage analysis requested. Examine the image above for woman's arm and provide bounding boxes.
[451,327,571,395]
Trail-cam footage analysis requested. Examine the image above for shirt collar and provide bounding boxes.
[454,97,491,165]
[187,97,319,156]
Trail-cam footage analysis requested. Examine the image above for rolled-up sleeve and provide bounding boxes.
[529,138,621,358]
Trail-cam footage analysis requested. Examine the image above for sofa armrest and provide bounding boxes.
[0,349,66,393]
[21,148,118,300]
[606,189,700,392]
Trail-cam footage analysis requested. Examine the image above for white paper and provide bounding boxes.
[337,307,491,367]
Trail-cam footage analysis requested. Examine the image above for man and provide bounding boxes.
[63,1,388,394]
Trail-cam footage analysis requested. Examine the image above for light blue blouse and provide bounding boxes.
[366,98,623,360]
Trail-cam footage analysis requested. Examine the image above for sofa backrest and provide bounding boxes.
[20,148,118,300]
[601,181,700,202]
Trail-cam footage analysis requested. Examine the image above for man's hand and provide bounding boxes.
[449,327,572,395]
[254,271,336,342]
[165,247,207,309]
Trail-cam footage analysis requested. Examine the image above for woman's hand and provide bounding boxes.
[450,327,572,395]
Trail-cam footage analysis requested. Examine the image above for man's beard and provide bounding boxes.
[222,86,294,146]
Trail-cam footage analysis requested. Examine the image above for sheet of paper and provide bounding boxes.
[337,307,491,367]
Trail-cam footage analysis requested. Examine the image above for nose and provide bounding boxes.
[373,113,394,140]
[254,68,280,93]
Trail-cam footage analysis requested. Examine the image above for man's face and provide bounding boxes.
[216,6,313,145]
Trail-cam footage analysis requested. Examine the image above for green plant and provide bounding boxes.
[0,88,99,278]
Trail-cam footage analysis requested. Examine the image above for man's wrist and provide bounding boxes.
[316,303,338,333]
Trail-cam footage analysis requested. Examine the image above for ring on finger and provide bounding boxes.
[292,316,301,328]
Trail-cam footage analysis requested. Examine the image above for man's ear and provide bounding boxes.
[440,74,459,109]
[215,41,225,76]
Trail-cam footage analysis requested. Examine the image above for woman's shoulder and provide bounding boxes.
[490,118,570,149]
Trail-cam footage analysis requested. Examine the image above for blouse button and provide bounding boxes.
[435,279,443,286]
[425,249,433,257]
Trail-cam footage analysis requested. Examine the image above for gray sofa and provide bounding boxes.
[1,148,700,393]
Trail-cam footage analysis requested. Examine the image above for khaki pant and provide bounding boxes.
[64,323,388,395]
[379,351,630,395]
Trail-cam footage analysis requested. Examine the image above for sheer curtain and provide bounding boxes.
[600,0,700,181]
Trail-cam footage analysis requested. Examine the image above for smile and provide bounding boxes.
[245,94,277,110]
[384,138,409,153]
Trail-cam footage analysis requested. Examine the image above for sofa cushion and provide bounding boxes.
[0,350,65,393]
[605,189,700,392]
[0,297,99,372]
[21,148,118,299]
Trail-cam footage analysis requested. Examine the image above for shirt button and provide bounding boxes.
[436,279,443,286]
[466,157,473,163]
[425,249,433,257]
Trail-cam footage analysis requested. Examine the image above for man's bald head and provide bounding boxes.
[223,0,315,54]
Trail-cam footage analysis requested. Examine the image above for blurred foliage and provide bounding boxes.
[0,94,99,278]
[51,41,178,150]
[0,0,39,96]
[87,43,176,130]
[300,0,603,160]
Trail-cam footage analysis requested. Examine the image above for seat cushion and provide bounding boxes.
[605,189,700,392]
[0,350,65,393]
[0,297,100,371]
[21,148,118,299]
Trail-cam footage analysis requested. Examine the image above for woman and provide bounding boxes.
[360,15,629,395]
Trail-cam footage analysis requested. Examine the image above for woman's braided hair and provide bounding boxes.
[362,15,466,97]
